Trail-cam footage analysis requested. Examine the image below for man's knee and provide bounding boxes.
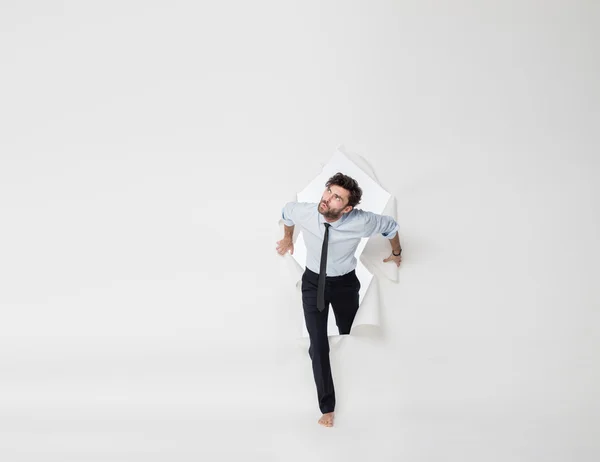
[337,317,355,335]
[338,326,351,335]
[309,336,330,356]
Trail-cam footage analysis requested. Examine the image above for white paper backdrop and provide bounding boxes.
[1,1,598,461]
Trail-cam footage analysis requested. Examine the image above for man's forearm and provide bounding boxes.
[284,225,294,240]
[390,233,402,253]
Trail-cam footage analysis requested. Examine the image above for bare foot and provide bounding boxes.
[318,412,334,427]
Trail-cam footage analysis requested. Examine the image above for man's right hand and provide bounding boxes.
[276,238,294,256]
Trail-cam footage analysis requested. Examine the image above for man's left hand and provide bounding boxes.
[383,253,402,267]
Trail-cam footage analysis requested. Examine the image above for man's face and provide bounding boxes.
[319,185,352,220]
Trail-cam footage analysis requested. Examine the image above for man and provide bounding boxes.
[276,172,402,427]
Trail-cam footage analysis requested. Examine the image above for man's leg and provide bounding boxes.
[330,271,361,335]
[301,270,336,419]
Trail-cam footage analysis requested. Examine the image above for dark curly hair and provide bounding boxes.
[325,172,362,208]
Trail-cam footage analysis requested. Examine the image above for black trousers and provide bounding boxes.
[301,267,361,414]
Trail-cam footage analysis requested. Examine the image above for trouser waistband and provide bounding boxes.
[304,267,356,280]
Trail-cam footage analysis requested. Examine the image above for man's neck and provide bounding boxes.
[322,212,344,223]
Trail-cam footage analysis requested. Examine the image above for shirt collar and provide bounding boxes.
[317,203,350,228]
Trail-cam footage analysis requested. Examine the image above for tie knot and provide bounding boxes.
[324,223,331,229]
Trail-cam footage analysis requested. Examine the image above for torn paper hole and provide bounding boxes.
[282,146,399,339]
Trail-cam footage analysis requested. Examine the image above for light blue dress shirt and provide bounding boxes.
[281,201,399,276]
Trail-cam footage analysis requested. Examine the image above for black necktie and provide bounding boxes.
[317,223,331,312]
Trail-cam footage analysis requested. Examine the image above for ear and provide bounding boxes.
[344,205,353,214]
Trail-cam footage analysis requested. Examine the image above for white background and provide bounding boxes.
[0,1,598,461]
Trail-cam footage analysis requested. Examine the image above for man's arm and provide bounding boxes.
[284,224,294,240]
[281,202,296,228]
[383,231,403,266]
[362,211,399,240]
[361,210,402,257]
[389,232,402,255]
[276,202,297,256]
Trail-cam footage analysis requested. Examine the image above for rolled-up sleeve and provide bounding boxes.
[281,201,296,226]
[363,211,399,239]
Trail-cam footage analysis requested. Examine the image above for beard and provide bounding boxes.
[319,201,343,220]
